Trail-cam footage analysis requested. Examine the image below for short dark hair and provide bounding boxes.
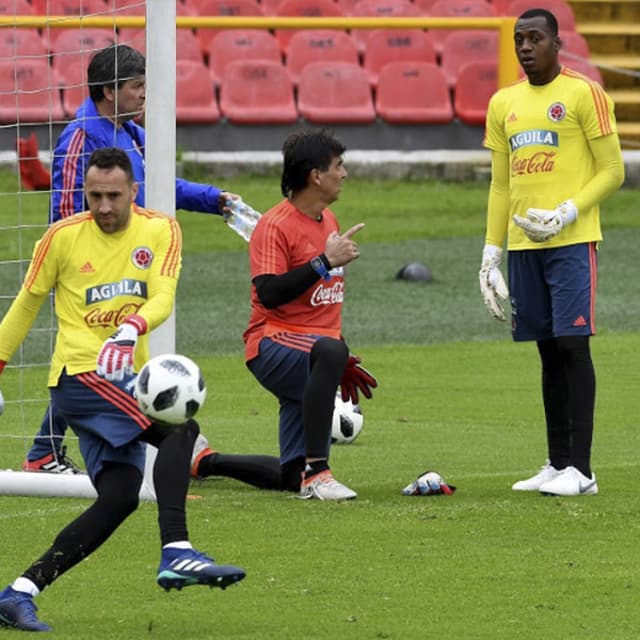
[518,8,559,36]
[87,44,146,102]
[281,129,346,197]
[86,147,134,181]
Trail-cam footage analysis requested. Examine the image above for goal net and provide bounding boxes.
[0,0,176,499]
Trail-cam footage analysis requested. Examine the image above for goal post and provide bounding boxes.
[142,0,178,502]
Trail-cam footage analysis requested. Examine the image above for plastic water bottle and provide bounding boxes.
[224,198,262,242]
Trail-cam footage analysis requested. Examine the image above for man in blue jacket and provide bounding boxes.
[24,44,240,473]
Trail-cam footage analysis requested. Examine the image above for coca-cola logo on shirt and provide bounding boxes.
[84,303,143,329]
[310,281,344,306]
[511,151,556,176]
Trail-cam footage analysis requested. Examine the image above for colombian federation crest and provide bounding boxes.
[131,246,154,269]
[547,102,566,122]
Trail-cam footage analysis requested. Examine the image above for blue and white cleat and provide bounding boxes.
[0,586,51,632]
[157,548,245,591]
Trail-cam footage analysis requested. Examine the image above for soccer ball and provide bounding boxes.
[134,354,206,425]
[331,393,364,444]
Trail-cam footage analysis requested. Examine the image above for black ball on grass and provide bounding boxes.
[395,262,432,282]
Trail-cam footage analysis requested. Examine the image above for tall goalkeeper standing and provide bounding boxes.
[479,9,624,496]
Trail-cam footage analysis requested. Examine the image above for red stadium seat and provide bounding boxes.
[560,58,604,85]
[50,28,115,77]
[440,30,498,88]
[59,59,88,116]
[454,60,497,125]
[428,0,497,56]
[376,61,453,124]
[207,29,281,86]
[258,0,282,15]
[31,0,107,17]
[176,59,220,123]
[350,0,420,54]
[286,29,358,86]
[412,0,444,12]
[274,0,344,53]
[297,61,375,124]
[130,29,203,63]
[490,0,510,14]
[559,30,590,59]
[363,29,436,87]
[0,29,47,62]
[100,0,141,9]
[219,59,298,123]
[334,0,360,15]
[103,0,144,43]
[185,0,259,9]
[188,0,264,54]
[0,0,33,15]
[506,0,576,31]
[0,59,65,123]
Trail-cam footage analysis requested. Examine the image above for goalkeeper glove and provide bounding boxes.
[340,355,378,404]
[479,244,509,321]
[96,315,146,381]
[513,199,578,243]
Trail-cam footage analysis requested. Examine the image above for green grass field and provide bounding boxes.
[1,171,639,639]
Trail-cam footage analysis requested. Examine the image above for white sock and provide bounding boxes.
[11,577,39,597]
[162,541,192,551]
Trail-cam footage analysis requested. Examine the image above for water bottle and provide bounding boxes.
[224,198,262,242]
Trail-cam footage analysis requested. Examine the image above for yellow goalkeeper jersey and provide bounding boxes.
[483,66,617,249]
[0,205,181,386]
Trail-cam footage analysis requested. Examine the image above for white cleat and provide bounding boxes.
[512,461,561,491]
[190,434,216,479]
[539,466,598,496]
[299,470,357,501]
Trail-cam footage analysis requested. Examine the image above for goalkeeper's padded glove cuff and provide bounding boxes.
[481,244,503,268]
[123,314,147,335]
[559,199,578,226]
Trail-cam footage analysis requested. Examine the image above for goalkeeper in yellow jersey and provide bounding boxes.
[0,148,245,632]
[478,9,624,497]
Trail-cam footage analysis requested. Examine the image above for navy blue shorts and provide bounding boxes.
[247,335,325,466]
[508,242,597,342]
[50,370,149,484]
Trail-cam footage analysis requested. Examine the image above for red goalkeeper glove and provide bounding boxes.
[340,355,378,404]
[96,315,147,382]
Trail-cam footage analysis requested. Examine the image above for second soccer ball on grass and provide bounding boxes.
[135,354,206,425]
[331,393,364,444]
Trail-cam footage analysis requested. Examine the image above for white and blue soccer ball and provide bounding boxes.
[134,354,206,425]
[331,393,364,444]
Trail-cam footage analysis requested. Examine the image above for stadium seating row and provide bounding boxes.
[0,0,597,127]
[4,0,579,57]
[0,56,496,125]
[0,25,596,86]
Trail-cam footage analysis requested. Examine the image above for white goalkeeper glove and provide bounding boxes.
[479,244,509,321]
[513,199,578,243]
[96,315,146,381]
